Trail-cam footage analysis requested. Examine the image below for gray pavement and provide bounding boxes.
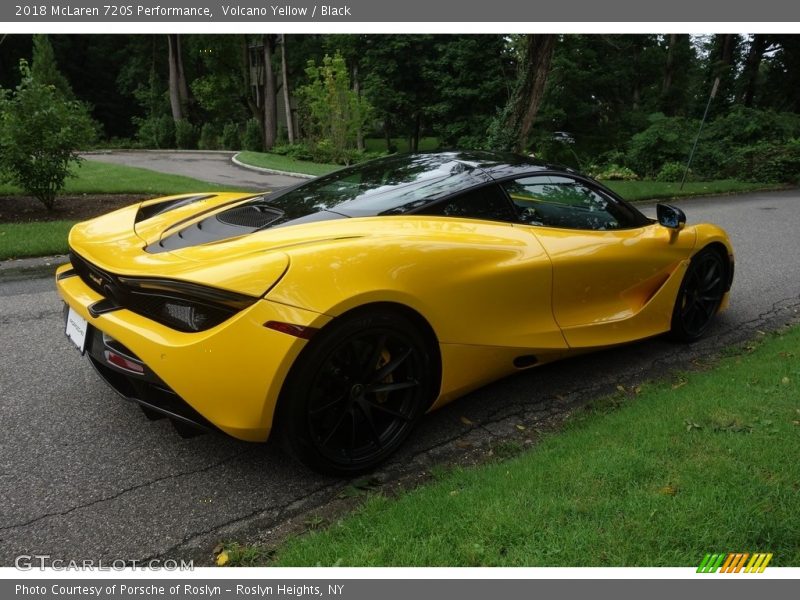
[82,151,306,190]
[1,190,799,565]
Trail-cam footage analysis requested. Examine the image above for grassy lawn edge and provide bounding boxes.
[221,325,800,567]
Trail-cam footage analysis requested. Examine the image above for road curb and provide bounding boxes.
[0,255,69,282]
[231,153,317,180]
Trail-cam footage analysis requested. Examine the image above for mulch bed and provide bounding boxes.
[0,194,152,224]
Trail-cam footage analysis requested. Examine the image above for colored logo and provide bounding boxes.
[697,553,773,573]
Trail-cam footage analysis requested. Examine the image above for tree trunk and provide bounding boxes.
[263,35,277,150]
[280,35,295,144]
[493,34,556,153]
[353,63,364,151]
[167,34,188,122]
[662,34,677,97]
[740,34,767,107]
[412,112,421,152]
[241,35,261,122]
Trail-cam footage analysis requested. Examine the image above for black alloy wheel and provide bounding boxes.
[670,247,727,341]
[277,309,433,475]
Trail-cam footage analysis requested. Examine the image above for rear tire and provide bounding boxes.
[276,308,434,476]
[669,247,727,342]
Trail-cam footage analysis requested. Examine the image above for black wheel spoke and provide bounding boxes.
[367,379,419,394]
[356,402,384,448]
[321,407,350,448]
[701,276,722,292]
[309,394,347,416]
[370,348,412,383]
[366,401,412,422]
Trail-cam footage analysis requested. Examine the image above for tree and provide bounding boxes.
[738,34,768,108]
[167,34,190,122]
[31,34,73,98]
[0,61,96,209]
[263,34,278,150]
[297,53,371,163]
[488,34,555,152]
[427,35,515,149]
[280,35,295,144]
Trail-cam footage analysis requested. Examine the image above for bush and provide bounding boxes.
[656,161,687,182]
[174,119,198,149]
[731,140,800,184]
[242,118,263,152]
[588,163,639,181]
[627,113,698,178]
[695,108,800,179]
[297,52,372,164]
[136,114,174,149]
[221,122,241,150]
[0,61,96,209]
[270,143,314,161]
[198,123,220,150]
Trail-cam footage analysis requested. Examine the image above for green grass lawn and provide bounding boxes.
[0,160,242,197]
[226,326,800,567]
[604,179,786,202]
[0,220,75,259]
[235,151,340,177]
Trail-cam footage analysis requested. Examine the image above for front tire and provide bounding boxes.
[669,247,727,342]
[276,308,434,476]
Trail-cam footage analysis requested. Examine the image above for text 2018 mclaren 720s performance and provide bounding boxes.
[57,151,733,474]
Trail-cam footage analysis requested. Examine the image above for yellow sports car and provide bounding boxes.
[57,152,733,474]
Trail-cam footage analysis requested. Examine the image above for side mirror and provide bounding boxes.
[657,203,686,230]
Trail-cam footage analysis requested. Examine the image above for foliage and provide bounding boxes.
[269,143,315,161]
[174,118,198,149]
[730,139,800,183]
[297,53,372,164]
[693,107,800,178]
[198,122,220,150]
[31,34,74,99]
[132,66,173,148]
[0,61,96,209]
[626,113,699,177]
[589,164,639,181]
[242,118,263,152]
[655,161,687,182]
[221,122,241,150]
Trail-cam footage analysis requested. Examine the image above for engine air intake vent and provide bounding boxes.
[216,205,283,228]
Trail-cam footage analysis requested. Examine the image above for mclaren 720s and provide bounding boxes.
[57,151,733,474]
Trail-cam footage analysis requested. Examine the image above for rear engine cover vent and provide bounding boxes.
[216,205,283,228]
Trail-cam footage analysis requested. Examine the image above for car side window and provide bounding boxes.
[503,176,629,231]
[418,185,516,222]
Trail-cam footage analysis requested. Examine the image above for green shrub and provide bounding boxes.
[174,119,198,149]
[270,143,315,161]
[731,140,800,184]
[627,113,698,178]
[656,161,687,182]
[297,52,372,164]
[136,114,174,149]
[198,123,220,150]
[588,163,639,181]
[221,122,241,150]
[694,108,800,179]
[0,60,96,209]
[242,118,263,152]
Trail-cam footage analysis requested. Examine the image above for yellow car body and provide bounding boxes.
[56,152,733,474]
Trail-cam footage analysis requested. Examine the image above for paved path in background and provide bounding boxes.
[1,190,799,565]
[83,150,306,190]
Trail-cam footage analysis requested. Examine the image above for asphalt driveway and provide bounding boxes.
[82,150,307,190]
